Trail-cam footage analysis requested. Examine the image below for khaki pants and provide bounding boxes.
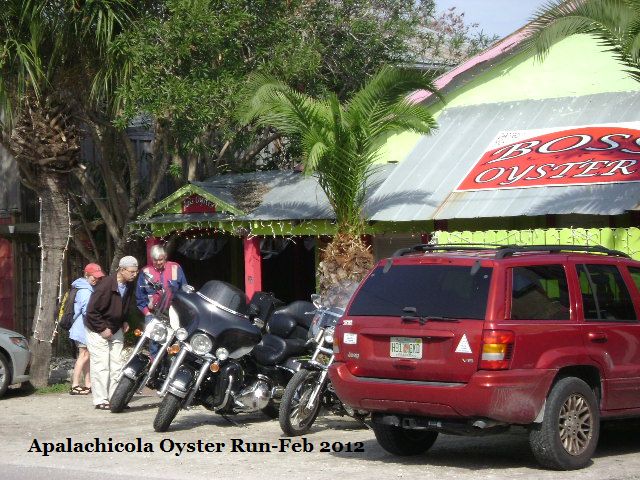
[85,328,124,406]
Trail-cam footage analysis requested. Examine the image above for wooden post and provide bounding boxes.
[243,236,262,300]
[146,236,162,266]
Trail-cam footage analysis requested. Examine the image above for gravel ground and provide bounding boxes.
[2,387,640,480]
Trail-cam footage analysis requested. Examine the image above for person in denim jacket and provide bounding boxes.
[69,263,105,395]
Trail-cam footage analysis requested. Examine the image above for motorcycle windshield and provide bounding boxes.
[171,281,262,354]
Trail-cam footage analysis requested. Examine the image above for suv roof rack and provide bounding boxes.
[392,243,503,257]
[494,244,630,259]
[392,243,630,259]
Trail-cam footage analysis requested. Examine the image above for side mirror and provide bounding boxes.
[310,294,322,308]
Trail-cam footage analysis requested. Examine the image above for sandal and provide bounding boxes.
[95,403,110,410]
[70,385,90,395]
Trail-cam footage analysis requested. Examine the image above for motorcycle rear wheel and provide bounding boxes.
[279,369,322,436]
[110,377,138,413]
[153,393,182,432]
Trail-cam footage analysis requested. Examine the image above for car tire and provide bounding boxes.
[0,353,11,398]
[372,423,438,456]
[529,377,600,470]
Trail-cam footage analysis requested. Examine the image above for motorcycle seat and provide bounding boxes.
[269,300,315,332]
[253,334,307,366]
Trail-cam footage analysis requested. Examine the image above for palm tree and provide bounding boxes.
[526,0,640,81]
[239,66,438,292]
[0,1,132,386]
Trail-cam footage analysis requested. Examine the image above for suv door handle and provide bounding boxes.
[588,332,608,343]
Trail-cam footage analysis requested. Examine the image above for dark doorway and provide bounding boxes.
[170,235,244,291]
[261,236,316,304]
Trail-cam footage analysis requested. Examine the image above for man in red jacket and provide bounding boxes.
[85,256,139,410]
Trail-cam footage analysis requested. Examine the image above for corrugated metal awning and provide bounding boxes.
[370,91,640,221]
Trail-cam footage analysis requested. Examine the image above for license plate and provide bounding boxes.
[390,337,422,359]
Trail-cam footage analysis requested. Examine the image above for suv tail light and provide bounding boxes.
[479,330,514,370]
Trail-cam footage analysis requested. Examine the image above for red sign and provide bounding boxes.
[182,194,216,214]
[456,125,640,191]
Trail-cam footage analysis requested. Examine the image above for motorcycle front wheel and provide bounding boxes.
[153,393,182,432]
[279,369,323,436]
[110,376,139,413]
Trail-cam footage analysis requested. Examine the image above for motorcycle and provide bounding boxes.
[152,280,314,432]
[278,281,367,436]
[110,273,179,413]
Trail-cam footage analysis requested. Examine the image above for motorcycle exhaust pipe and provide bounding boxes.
[158,347,188,397]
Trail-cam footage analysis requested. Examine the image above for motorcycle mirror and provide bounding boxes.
[311,293,322,308]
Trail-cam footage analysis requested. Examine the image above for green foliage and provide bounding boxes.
[0,0,133,126]
[36,382,71,394]
[105,0,492,174]
[238,66,438,234]
[109,0,320,154]
[526,0,640,81]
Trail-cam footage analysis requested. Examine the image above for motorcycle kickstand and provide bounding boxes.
[218,414,246,428]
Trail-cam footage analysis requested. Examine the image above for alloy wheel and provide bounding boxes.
[558,393,593,456]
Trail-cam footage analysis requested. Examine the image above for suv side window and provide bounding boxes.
[510,265,570,320]
[578,264,637,321]
[629,267,640,293]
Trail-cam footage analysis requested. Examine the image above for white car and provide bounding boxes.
[0,327,31,397]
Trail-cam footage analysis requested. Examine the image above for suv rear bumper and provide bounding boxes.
[329,363,557,425]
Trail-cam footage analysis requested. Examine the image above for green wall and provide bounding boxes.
[381,34,640,165]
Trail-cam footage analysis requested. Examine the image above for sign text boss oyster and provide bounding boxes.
[456,124,640,191]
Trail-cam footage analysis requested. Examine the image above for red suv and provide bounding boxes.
[328,244,640,470]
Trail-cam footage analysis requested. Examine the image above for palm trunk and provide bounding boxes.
[318,233,373,294]
[28,174,70,387]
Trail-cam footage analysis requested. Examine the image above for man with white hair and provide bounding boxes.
[85,256,139,410]
[136,245,187,357]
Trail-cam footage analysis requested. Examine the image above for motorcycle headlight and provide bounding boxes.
[175,328,188,341]
[190,333,213,355]
[324,326,335,345]
[150,323,168,343]
[215,347,229,361]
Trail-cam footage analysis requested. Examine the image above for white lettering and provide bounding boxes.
[539,134,591,154]
[475,167,506,183]
[584,133,627,151]
[499,165,537,185]
[621,137,640,154]
[525,163,556,180]
[573,160,608,177]
[488,141,540,163]
[548,162,583,179]
[600,159,638,176]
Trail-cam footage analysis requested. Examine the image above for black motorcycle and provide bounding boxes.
[152,280,313,432]
[110,273,179,413]
[279,282,368,436]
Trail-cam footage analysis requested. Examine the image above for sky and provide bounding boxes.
[435,0,549,38]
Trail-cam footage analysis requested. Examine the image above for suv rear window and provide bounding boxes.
[348,264,492,319]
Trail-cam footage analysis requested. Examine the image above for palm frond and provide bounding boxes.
[526,0,637,60]
[237,66,439,232]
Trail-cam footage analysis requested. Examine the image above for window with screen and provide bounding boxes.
[510,265,570,320]
[578,264,637,321]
